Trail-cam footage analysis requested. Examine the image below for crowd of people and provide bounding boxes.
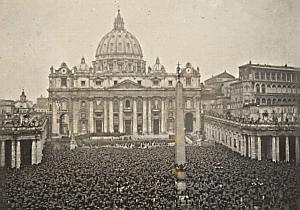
[3,143,298,209]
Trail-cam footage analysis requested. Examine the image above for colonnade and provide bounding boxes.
[0,139,42,168]
[205,123,300,163]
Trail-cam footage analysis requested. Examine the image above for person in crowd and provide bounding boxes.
[4,143,298,209]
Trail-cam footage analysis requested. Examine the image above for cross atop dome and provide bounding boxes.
[114,9,125,30]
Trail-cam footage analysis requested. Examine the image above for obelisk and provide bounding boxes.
[175,64,186,195]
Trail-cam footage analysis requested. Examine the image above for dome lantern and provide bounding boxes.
[114,9,125,31]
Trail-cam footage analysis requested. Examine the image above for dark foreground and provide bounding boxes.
[2,143,298,209]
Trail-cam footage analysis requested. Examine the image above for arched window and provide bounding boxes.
[256,84,260,93]
[261,84,266,93]
[278,98,282,103]
[288,98,291,103]
[256,98,260,105]
[277,85,281,93]
[287,85,291,93]
[282,98,287,103]
[81,101,86,108]
[262,98,266,104]
[272,98,276,105]
[125,100,131,108]
[267,98,271,105]
[282,85,286,93]
[61,101,68,111]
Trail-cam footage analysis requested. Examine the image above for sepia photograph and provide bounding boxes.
[0,0,299,209]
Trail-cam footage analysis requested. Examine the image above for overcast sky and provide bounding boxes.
[0,0,299,102]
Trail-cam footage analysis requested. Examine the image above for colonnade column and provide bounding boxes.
[109,100,114,133]
[36,140,42,164]
[11,140,15,168]
[248,136,251,158]
[276,137,280,161]
[257,136,262,161]
[133,99,137,134]
[296,136,299,164]
[148,99,152,134]
[285,136,289,162]
[161,99,165,133]
[89,100,94,133]
[103,100,108,133]
[142,100,147,133]
[251,135,256,159]
[119,99,124,133]
[31,140,37,165]
[272,136,276,162]
[0,141,5,167]
[16,140,21,169]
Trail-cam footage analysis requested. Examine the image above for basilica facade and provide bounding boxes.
[48,10,202,137]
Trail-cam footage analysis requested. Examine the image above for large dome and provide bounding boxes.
[95,10,143,60]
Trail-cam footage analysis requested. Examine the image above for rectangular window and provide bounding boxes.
[168,80,173,86]
[186,78,191,86]
[282,73,286,81]
[153,81,159,86]
[266,72,270,80]
[255,72,259,80]
[61,78,67,87]
[96,80,102,86]
[137,80,141,85]
[81,113,86,119]
[271,72,276,80]
[81,81,86,87]
[114,81,118,85]
[261,72,265,80]
[287,73,291,81]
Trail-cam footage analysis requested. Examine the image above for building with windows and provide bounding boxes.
[204,62,300,163]
[48,10,202,138]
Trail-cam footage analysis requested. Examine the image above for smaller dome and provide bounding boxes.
[77,57,89,71]
[151,57,166,73]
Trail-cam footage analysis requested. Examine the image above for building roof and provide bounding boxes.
[204,70,235,84]
[239,62,300,71]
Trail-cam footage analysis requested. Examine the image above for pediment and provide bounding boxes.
[110,79,145,89]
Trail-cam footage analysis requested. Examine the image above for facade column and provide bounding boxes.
[52,101,59,135]
[257,136,262,161]
[285,136,289,162]
[109,100,114,133]
[89,100,94,133]
[31,140,37,165]
[0,141,5,167]
[133,99,137,134]
[272,136,276,162]
[16,140,21,169]
[142,100,147,133]
[11,140,15,168]
[119,99,124,133]
[161,99,165,133]
[73,101,78,135]
[148,99,152,134]
[103,100,108,133]
[276,136,280,161]
[295,136,300,164]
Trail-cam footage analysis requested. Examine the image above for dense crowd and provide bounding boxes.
[3,143,298,209]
